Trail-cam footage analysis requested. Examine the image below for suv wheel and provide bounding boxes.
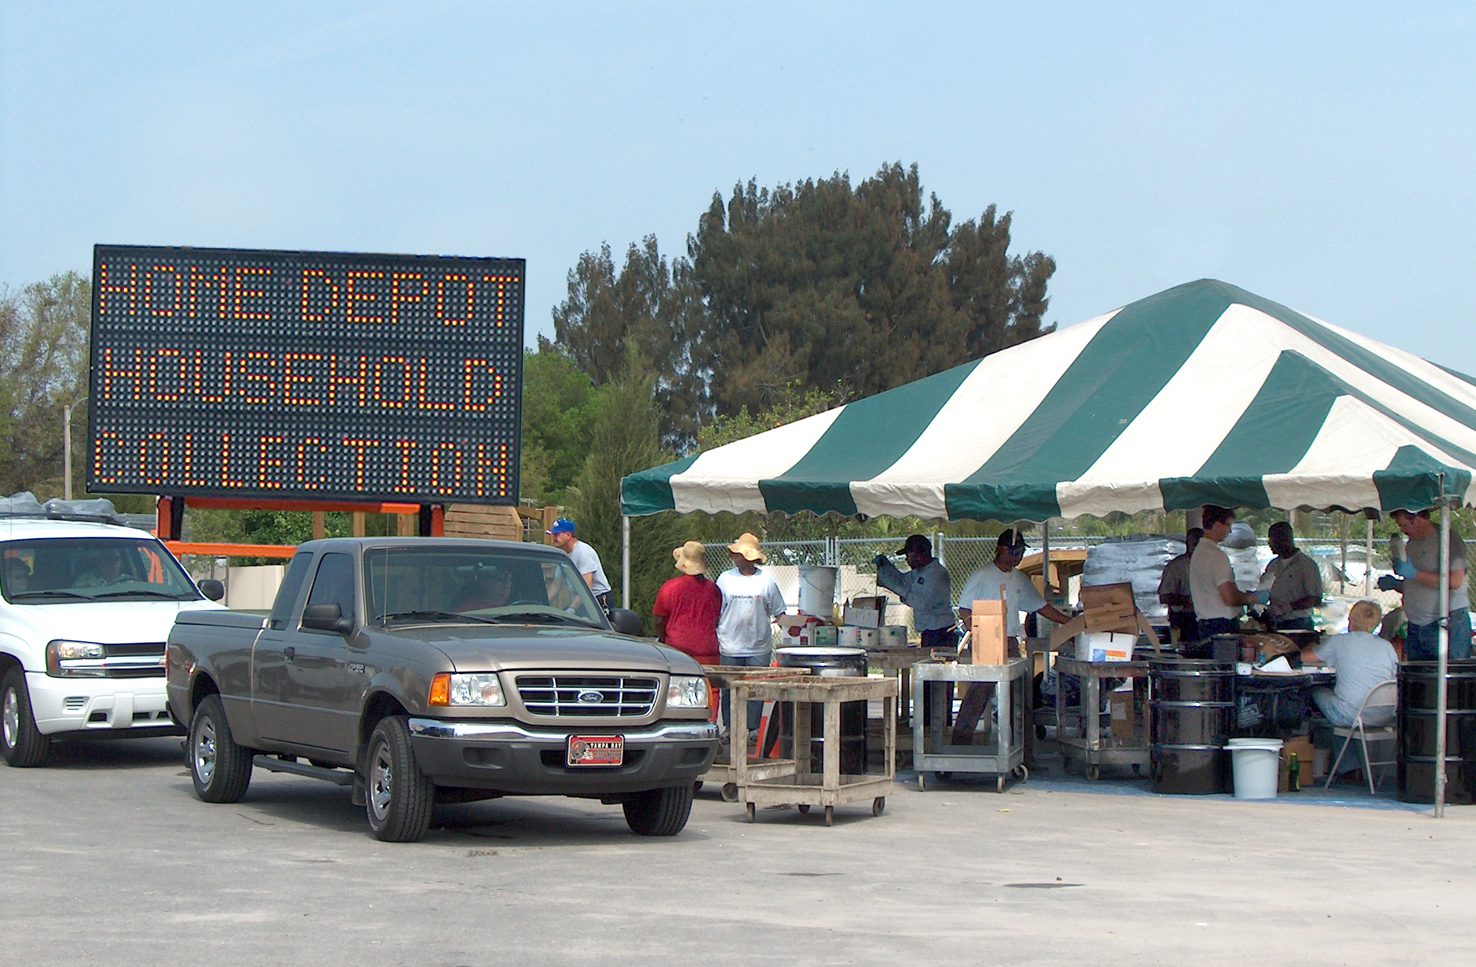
[623,783,694,836]
[364,716,433,842]
[1,667,51,767]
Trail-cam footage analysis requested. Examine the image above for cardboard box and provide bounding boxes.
[1277,735,1315,791]
[842,604,881,629]
[1109,690,1135,741]
[1081,582,1138,633]
[1076,631,1136,663]
[969,599,1007,665]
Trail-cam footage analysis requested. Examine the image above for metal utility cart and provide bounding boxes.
[1052,656,1153,780]
[731,675,897,826]
[699,665,809,802]
[913,658,1030,792]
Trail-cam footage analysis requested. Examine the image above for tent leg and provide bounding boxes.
[622,515,631,611]
[1435,487,1450,817]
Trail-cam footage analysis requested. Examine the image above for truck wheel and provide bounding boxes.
[189,694,253,802]
[365,716,433,843]
[622,783,694,836]
[1,667,51,767]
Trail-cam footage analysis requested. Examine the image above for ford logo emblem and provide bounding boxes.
[577,690,604,705]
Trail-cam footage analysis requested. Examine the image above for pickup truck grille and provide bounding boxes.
[515,675,660,717]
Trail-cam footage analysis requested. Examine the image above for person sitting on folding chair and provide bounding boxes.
[1299,600,1398,728]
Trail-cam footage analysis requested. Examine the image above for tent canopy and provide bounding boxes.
[622,279,1476,521]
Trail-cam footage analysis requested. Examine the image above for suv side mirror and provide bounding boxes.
[302,602,354,635]
[198,579,225,602]
[607,607,643,637]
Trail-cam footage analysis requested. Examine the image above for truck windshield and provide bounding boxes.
[362,546,608,628]
[2,537,201,604]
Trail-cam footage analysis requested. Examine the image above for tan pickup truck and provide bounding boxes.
[166,537,716,842]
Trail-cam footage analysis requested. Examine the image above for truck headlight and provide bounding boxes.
[667,675,710,709]
[46,640,107,676]
[429,673,506,707]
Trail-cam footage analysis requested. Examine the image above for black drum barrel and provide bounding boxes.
[1397,660,1476,805]
[1150,659,1236,794]
[775,647,869,775]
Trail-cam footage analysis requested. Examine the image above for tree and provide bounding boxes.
[519,350,600,504]
[0,273,91,497]
[565,360,685,619]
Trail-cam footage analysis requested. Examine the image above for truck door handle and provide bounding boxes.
[283,647,296,662]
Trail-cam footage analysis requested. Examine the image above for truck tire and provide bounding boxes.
[1,667,51,768]
[365,716,433,843]
[189,694,253,802]
[622,783,694,836]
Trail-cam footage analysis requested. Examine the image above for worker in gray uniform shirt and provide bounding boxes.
[874,534,956,649]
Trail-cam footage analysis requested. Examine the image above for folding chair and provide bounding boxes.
[1325,679,1398,795]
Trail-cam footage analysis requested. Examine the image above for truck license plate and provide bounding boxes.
[567,735,624,767]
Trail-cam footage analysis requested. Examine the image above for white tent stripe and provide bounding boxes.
[667,405,845,514]
[1261,396,1422,510]
[850,310,1116,519]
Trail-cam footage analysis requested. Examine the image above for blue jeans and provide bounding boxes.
[719,651,770,733]
[1405,609,1473,661]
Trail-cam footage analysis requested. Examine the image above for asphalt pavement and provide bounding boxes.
[3,735,1474,966]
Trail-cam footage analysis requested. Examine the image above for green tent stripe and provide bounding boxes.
[757,360,980,516]
[1196,352,1341,479]
[955,280,1231,499]
[620,453,698,516]
[943,480,1064,523]
[1158,475,1271,512]
[1220,282,1476,432]
[1374,446,1473,512]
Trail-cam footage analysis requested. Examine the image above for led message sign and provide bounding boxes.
[89,245,524,504]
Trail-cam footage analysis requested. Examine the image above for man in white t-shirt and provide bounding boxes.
[1301,600,1398,728]
[951,528,1071,744]
[547,518,612,610]
[716,532,786,740]
[1189,505,1261,640]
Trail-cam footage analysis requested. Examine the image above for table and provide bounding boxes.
[864,645,934,728]
[1053,656,1153,780]
[731,676,897,826]
[698,665,809,802]
[912,658,1029,792]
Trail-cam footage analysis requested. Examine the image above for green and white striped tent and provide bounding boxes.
[622,279,1476,521]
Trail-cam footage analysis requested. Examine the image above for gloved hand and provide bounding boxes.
[1393,558,1418,580]
[872,553,889,569]
[1377,574,1402,592]
[1255,590,1271,606]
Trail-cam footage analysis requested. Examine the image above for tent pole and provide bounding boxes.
[1365,515,1374,596]
[1041,520,1053,602]
[622,515,631,610]
[1435,488,1450,817]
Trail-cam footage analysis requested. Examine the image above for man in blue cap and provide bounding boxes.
[547,518,612,610]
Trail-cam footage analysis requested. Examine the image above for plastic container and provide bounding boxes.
[797,566,839,619]
[1229,738,1284,800]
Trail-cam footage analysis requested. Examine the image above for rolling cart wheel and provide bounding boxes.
[1087,764,1100,782]
[745,802,756,822]
[872,797,885,816]
[996,775,1006,793]
[824,805,834,827]
[798,804,811,814]
[917,772,927,792]
[721,783,739,803]
[693,781,704,793]
[1013,765,1029,781]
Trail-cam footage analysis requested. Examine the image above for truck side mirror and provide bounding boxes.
[607,608,642,637]
[198,579,225,602]
[302,602,354,635]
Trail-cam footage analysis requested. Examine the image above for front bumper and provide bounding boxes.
[26,670,180,737]
[406,717,718,794]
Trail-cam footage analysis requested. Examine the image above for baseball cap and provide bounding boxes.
[896,534,932,556]
[546,518,576,536]
[995,527,1028,553]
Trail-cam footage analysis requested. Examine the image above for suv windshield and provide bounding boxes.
[363,545,607,628]
[2,537,201,603]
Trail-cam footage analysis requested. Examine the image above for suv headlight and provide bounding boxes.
[429,672,506,707]
[667,675,710,709]
[46,640,107,677]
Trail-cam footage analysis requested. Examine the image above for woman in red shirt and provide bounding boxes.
[651,541,722,665]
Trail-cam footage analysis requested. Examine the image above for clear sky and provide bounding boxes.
[3,1,1472,365]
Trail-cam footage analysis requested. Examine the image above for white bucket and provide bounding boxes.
[1229,739,1284,800]
[797,565,839,618]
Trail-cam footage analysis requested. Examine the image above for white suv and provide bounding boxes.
[1,506,224,766]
